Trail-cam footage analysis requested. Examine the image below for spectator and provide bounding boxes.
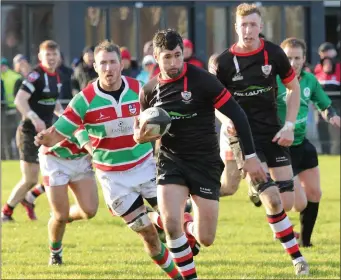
[314,42,339,75]
[143,40,153,56]
[58,53,74,107]
[1,57,21,159]
[314,43,341,155]
[71,46,97,94]
[12,54,32,96]
[136,55,156,84]
[120,47,140,78]
[183,39,205,68]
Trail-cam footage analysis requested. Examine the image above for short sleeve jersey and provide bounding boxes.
[277,71,331,146]
[210,39,295,142]
[140,63,231,159]
[20,64,62,127]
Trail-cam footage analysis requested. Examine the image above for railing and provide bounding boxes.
[1,92,340,160]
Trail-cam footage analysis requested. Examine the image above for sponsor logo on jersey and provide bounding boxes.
[261,64,272,77]
[168,111,197,120]
[181,91,192,104]
[27,71,40,82]
[234,86,272,97]
[232,72,243,81]
[37,98,57,105]
[96,112,111,121]
[128,104,137,115]
[303,87,310,98]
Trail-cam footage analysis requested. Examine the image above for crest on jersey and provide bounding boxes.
[181,91,192,104]
[261,65,272,77]
[303,87,310,98]
[27,71,40,82]
[128,104,137,115]
[232,73,243,81]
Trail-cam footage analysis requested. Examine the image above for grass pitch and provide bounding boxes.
[1,156,340,279]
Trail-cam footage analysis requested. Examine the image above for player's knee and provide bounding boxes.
[23,180,37,190]
[307,188,322,202]
[220,181,240,197]
[52,212,69,224]
[83,207,97,219]
[162,216,182,239]
[197,232,215,247]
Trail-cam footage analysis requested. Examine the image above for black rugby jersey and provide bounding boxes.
[140,63,231,159]
[20,64,61,127]
[210,39,295,141]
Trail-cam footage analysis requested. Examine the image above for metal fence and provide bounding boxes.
[1,93,340,160]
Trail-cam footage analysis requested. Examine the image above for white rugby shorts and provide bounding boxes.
[96,155,157,217]
[39,153,93,187]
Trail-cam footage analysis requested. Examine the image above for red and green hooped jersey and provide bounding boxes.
[53,76,153,171]
[41,125,89,159]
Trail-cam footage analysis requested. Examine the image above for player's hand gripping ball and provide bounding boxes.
[139,107,171,137]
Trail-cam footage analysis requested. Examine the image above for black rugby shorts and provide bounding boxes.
[289,138,319,176]
[16,120,39,164]
[156,151,224,201]
[255,140,291,168]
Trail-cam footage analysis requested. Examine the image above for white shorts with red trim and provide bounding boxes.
[220,122,236,161]
[39,154,93,187]
[96,155,157,216]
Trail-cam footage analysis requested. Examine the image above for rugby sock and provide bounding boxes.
[300,201,319,247]
[152,242,182,279]
[2,203,14,216]
[25,184,45,204]
[267,210,305,265]
[167,234,197,279]
[49,240,63,256]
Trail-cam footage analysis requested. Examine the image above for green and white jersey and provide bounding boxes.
[277,71,331,146]
[53,77,153,171]
[40,125,89,159]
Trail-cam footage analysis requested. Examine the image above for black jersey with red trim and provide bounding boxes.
[140,63,231,159]
[210,39,295,141]
[20,64,61,127]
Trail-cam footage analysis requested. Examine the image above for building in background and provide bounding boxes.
[1,1,339,67]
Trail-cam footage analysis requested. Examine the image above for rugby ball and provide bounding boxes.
[139,107,171,136]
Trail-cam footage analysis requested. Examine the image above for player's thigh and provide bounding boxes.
[157,184,189,229]
[69,174,99,216]
[20,160,40,184]
[45,184,70,219]
[191,195,219,246]
[292,176,307,212]
[298,167,321,202]
[220,159,242,196]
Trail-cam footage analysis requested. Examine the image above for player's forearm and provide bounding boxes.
[14,96,36,120]
[285,80,300,124]
[217,98,256,156]
[54,101,64,117]
[321,106,338,122]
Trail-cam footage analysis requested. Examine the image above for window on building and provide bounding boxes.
[285,6,305,40]
[110,7,136,58]
[165,6,188,38]
[138,6,163,60]
[206,7,228,60]
[29,5,54,65]
[85,7,107,49]
[1,5,24,65]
